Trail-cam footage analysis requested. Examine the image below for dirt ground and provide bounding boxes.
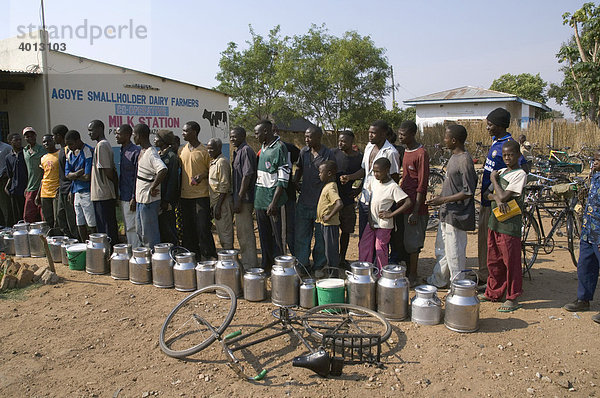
[0,228,599,398]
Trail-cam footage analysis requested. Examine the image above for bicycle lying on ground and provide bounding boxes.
[159,285,392,381]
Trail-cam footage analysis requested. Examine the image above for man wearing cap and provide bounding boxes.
[478,108,527,289]
[116,124,141,248]
[22,127,46,222]
[154,129,180,245]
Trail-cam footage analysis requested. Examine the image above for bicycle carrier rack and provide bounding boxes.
[322,332,382,368]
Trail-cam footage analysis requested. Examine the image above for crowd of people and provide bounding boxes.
[1,107,599,321]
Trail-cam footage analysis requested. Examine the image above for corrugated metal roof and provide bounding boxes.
[0,68,40,74]
[406,86,515,102]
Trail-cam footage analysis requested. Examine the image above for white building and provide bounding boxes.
[0,31,230,152]
[403,86,551,130]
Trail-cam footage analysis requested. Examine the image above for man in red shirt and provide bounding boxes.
[398,121,430,286]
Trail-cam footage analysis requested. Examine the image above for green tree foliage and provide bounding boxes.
[489,73,548,103]
[379,103,416,130]
[549,2,600,124]
[216,26,291,128]
[216,24,401,132]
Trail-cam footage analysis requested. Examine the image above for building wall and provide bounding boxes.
[415,101,523,130]
[2,74,46,135]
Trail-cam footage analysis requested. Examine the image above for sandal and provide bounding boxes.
[497,300,523,313]
[477,293,491,302]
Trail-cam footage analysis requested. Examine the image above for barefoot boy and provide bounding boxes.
[316,160,344,269]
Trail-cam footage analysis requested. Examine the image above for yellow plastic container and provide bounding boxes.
[493,200,521,222]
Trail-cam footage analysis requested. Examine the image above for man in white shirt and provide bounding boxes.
[340,120,400,239]
[132,123,167,249]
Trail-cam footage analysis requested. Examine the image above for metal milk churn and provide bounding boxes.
[47,236,67,263]
[243,268,267,302]
[13,221,30,257]
[196,261,216,290]
[152,243,174,288]
[346,262,378,310]
[271,255,299,307]
[2,229,15,255]
[411,285,442,325]
[444,270,480,333]
[86,233,111,275]
[61,238,78,265]
[215,250,242,298]
[28,221,49,258]
[377,264,409,321]
[111,243,131,280]
[299,278,317,309]
[129,247,152,284]
[173,252,197,292]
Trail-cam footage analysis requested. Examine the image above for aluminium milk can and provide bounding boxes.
[444,270,480,333]
[195,261,216,290]
[13,221,30,257]
[47,236,67,263]
[86,232,110,275]
[110,243,132,280]
[129,247,152,284]
[173,252,197,292]
[377,264,409,321]
[411,285,442,325]
[345,262,378,310]
[152,243,174,288]
[2,230,15,255]
[243,268,267,302]
[28,221,49,258]
[215,250,242,298]
[271,255,299,307]
[61,238,78,265]
[299,278,317,309]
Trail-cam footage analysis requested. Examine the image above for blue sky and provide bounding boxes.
[2,0,588,116]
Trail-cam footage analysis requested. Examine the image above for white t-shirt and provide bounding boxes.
[493,168,527,197]
[360,140,400,205]
[135,147,166,204]
[366,178,408,229]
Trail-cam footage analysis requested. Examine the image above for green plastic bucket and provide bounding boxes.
[316,278,346,305]
[67,243,87,271]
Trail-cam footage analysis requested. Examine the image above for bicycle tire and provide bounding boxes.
[302,303,391,348]
[566,211,581,267]
[521,211,541,275]
[159,284,237,358]
[428,170,445,198]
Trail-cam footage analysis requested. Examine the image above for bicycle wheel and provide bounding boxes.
[521,211,541,275]
[302,303,391,348]
[159,284,237,358]
[428,170,445,198]
[567,156,584,172]
[567,211,581,267]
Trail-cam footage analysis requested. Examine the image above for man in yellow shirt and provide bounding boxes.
[36,134,60,227]
[178,121,217,259]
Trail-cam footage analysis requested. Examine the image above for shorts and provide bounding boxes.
[74,191,97,227]
[403,213,428,253]
[339,203,357,234]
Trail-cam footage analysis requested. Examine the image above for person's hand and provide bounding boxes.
[214,205,222,220]
[233,197,241,214]
[129,198,136,212]
[160,201,169,212]
[266,201,277,217]
[491,170,499,180]
[339,175,350,184]
[4,187,9,196]
[66,172,76,180]
[150,187,160,197]
[35,195,41,207]
[408,213,417,225]
[190,176,198,186]
[426,196,445,206]
[379,210,393,219]
[498,201,510,214]
[322,213,332,223]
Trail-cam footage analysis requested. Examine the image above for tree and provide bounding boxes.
[215,26,291,127]
[549,2,600,124]
[489,73,548,103]
[284,25,390,132]
[378,103,416,130]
